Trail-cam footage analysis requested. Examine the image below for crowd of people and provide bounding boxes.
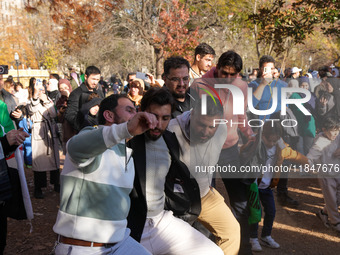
[0,42,340,255]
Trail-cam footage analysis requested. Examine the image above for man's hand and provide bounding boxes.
[145,73,155,85]
[259,71,273,87]
[58,106,66,114]
[319,97,328,106]
[326,82,334,93]
[247,134,257,143]
[5,128,29,146]
[321,81,333,93]
[127,112,158,136]
[253,71,273,100]
[33,82,43,99]
[11,109,23,119]
[273,68,280,79]
[39,93,48,102]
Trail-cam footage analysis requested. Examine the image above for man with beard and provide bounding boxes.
[53,94,156,255]
[168,97,241,255]
[191,51,255,255]
[127,87,223,255]
[163,56,195,118]
[65,66,104,133]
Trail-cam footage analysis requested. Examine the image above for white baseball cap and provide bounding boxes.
[291,67,302,74]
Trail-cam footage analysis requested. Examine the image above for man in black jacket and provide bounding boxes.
[64,66,104,133]
[127,87,223,255]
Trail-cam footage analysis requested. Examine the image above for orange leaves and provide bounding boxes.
[25,0,120,53]
[156,0,201,62]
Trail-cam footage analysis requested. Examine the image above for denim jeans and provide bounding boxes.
[250,187,276,238]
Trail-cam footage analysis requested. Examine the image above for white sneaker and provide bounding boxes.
[260,236,280,249]
[250,238,262,252]
[316,209,330,228]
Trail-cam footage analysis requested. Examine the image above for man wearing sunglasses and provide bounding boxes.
[191,51,255,255]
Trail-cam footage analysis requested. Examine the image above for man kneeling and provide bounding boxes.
[128,87,223,255]
[53,95,156,255]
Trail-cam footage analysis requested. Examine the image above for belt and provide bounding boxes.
[59,236,116,247]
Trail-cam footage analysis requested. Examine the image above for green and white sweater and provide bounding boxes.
[53,123,134,243]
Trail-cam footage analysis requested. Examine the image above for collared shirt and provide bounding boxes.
[189,67,202,79]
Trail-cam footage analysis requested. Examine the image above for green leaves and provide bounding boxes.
[249,0,339,56]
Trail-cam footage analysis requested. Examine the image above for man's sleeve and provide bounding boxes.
[281,145,309,166]
[0,102,15,134]
[306,141,323,165]
[65,90,80,131]
[68,123,132,164]
[0,136,17,157]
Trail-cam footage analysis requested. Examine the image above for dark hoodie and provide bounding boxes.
[79,97,102,129]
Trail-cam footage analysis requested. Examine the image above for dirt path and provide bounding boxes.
[216,178,340,255]
[4,167,340,254]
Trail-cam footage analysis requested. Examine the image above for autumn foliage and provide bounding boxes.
[0,9,38,68]
[25,0,120,52]
[152,0,201,63]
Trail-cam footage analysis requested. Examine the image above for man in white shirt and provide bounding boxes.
[189,43,215,79]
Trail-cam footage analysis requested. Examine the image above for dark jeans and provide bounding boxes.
[34,170,59,189]
[250,187,276,238]
[218,144,252,255]
[277,177,288,195]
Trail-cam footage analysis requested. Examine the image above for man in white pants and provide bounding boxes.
[53,95,156,255]
[128,87,223,255]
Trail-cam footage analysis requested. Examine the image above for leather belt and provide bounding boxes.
[59,236,116,247]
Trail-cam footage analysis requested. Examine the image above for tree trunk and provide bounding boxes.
[253,0,261,59]
[281,38,292,75]
[154,46,164,79]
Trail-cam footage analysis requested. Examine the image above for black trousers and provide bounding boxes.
[33,170,59,189]
[0,203,7,255]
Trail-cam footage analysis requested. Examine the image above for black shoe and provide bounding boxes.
[277,194,299,207]
[54,184,60,193]
[34,188,44,199]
